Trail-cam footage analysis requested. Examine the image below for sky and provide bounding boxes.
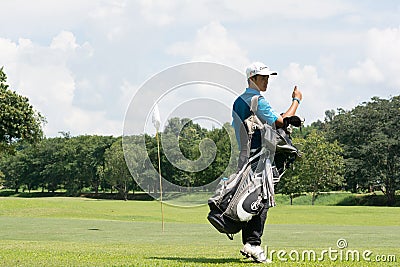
[1,0,400,137]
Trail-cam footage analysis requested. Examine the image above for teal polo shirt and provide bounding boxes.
[232,88,279,150]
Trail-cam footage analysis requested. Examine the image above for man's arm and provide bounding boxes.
[275,86,303,127]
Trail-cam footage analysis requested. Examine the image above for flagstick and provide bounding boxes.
[155,130,164,232]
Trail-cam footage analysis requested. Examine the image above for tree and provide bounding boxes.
[326,96,400,205]
[275,138,306,205]
[295,130,345,205]
[122,135,146,193]
[35,137,67,193]
[104,138,134,200]
[147,118,238,190]
[0,67,45,148]
[276,173,304,205]
[202,123,238,184]
[1,150,25,192]
[0,134,115,195]
[89,136,116,195]
[0,169,4,187]
[64,135,115,195]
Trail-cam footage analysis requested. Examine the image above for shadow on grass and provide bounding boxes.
[82,192,153,201]
[18,192,66,198]
[148,256,243,264]
[336,194,400,207]
[0,190,16,197]
[0,190,154,201]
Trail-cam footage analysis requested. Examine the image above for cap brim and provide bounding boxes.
[258,69,277,76]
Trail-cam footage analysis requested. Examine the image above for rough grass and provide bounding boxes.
[0,197,399,266]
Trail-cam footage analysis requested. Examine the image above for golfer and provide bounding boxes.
[232,62,303,263]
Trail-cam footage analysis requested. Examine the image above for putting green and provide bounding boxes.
[0,197,398,266]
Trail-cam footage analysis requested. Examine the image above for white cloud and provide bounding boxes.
[365,27,400,88]
[1,0,399,136]
[0,1,97,40]
[223,0,354,20]
[348,58,384,84]
[133,0,354,28]
[118,80,140,117]
[267,63,327,123]
[282,63,324,89]
[65,109,121,136]
[0,32,122,137]
[167,21,249,70]
[0,38,18,63]
[89,0,126,19]
[50,31,79,51]
[139,0,177,26]
[347,26,400,91]
[88,0,129,41]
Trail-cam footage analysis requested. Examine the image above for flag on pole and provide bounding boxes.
[152,103,164,232]
[152,104,161,131]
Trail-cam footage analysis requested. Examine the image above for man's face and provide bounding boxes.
[253,75,269,92]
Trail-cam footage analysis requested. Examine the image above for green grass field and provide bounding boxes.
[0,197,399,266]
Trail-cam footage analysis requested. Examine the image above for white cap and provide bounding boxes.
[246,62,277,79]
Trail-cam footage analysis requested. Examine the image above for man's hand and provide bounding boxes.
[291,86,302,101]
[276,85,303,127]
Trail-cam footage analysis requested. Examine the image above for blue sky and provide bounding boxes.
[1,0,399,136]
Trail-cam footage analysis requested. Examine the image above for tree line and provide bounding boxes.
[0,120,236,200]
[1,67,399,204]
[278,95,400,206]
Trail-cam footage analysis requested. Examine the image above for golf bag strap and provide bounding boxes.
[237,95,264,171]
[250,95,260,114]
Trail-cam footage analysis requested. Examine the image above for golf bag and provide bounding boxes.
[207,95,303,240]
[273,115,303,178]
[207,149,269,240]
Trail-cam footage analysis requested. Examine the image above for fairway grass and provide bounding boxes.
[0,197,399,266]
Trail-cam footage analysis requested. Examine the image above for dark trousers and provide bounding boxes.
[241,148,269,246]
[241,202,268,246]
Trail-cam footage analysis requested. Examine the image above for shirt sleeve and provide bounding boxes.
[256,97,279,125]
